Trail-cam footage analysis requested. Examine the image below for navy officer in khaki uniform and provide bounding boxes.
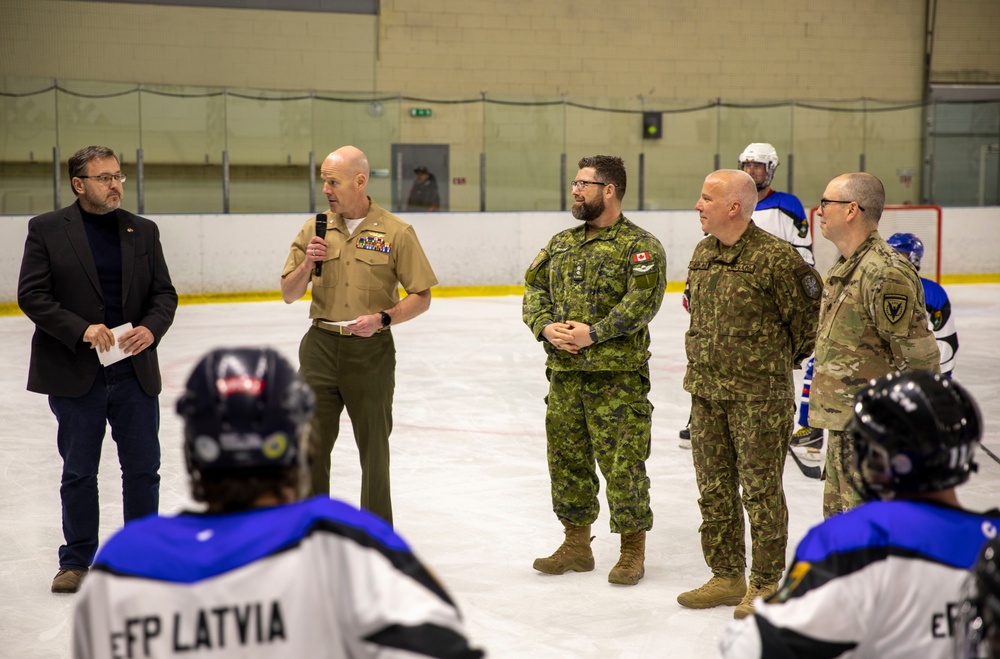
[281,145,437,525]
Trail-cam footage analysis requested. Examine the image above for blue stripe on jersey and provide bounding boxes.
[92,496,411,583]
[795,500,999,570]
[922,277,949,313]
[755,190,807,221]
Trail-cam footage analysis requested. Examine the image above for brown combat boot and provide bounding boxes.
[733,581,780,619]
[533,520,595,574]
[676,574,747,609]
[608,530,645,585]
[51,568,86,593]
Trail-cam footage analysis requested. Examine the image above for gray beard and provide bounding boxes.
[82,197,121,215]
[571,196,604,222]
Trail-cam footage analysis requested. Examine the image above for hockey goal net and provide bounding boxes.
[808,205,942,283]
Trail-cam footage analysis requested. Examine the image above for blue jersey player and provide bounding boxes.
[721,371,997,659]
[887,232,959,376]
[72,347,483,659]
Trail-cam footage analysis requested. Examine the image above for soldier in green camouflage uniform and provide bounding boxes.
[810,173,940,518]
[523,155,666,586]
[677,170,821,619]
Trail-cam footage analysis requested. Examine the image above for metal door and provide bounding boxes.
[391,144,449,212]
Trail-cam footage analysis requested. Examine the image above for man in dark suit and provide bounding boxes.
[17,145,177,594]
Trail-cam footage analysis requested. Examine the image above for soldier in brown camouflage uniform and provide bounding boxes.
[810,173,940,518]
[523,155,666,586]
[677,170,821,619]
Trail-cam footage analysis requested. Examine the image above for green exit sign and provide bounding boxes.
[409,108,432,117]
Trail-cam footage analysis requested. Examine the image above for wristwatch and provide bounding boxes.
[379,311,392,327]
[589,327,598,344]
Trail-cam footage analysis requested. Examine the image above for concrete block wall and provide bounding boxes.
[376,0,934,100]
[5,0,997,102]
[1,0,997,216]
[0,1,375,91]
[931,0,1000,84]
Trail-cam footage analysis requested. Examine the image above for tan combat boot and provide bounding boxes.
[532,520,595,574]
[608,530,645,585]
[676,574,747,609]
[733,581,780,619]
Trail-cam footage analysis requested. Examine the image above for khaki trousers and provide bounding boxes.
[299,325,396,524]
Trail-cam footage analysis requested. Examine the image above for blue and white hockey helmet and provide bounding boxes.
[850,370,981,498]
[177,347,315,473]
[738,143,779,188]
[887,232,925,271]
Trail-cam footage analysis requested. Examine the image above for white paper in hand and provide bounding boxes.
[98,323,133,367]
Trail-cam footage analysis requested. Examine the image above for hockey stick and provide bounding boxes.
[980,443,1000,467]
[788,446,821,479]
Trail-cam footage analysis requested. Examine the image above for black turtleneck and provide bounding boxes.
[80,207,125,329]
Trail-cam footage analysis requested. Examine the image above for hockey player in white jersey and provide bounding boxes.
[719,370,999,659]
[887,232,960,376]
[741,142,824,456]
[738,143,814,266]
[72,347,484,659]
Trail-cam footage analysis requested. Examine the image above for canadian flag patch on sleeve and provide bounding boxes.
[631,251,652,263]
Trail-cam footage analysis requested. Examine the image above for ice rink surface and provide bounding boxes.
[2,286,998,658]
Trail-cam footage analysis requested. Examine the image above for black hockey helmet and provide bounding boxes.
[850,370,981,499]
[176,347,314,473]
[955,537,1000,659]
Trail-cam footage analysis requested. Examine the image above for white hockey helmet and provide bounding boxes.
[738,143,779,188]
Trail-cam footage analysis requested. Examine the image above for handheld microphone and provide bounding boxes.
[314,214,327,277]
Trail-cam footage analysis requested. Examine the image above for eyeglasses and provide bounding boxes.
[77,174,126,185]
[571,180,608,190]
[820,198,865,212]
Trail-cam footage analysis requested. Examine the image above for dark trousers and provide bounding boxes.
[48,360,161,570]
[299,326,396,525]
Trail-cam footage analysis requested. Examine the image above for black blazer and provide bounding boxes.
[17,201,178,397]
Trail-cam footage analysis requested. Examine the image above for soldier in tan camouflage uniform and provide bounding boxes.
[677,170,821,619]
[523,155,666,586]
[810,173,940,518]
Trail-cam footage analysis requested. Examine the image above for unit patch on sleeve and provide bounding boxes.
[524,249,550,286]
[794,263,822,300]
[882,294,909,324]
[631,251,659,289]
[795,217,810,239]
[529,249,548,272]
[772,561,812,603]
[877,281,917,332]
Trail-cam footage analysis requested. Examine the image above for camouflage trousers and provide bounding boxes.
[823,429,865,518]
[690,395,792,585]
[544,368,653,534]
